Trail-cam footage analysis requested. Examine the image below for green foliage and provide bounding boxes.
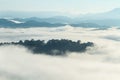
[0,39,94,55]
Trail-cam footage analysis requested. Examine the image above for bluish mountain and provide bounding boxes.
[75,8,120,26]
[0,18,105,28]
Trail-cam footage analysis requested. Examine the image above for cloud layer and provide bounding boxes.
[0,26,120,80]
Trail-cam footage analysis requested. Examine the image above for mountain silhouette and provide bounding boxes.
[0,18,106,28]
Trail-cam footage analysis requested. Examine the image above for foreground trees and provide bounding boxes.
[0,39,94,55]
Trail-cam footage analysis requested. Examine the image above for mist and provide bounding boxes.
[1,26,120,80]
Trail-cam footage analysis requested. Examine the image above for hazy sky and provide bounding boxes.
[0,0,120,14]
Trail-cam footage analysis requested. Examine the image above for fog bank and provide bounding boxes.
[1,26,120,80]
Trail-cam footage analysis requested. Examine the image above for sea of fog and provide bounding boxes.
[1,25,120,80]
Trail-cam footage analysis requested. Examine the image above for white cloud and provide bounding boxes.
[1,26,120,80]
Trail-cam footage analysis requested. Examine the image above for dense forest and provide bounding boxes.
[0,39,94,55]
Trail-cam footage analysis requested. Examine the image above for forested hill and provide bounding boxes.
[0,18,106,28]
[0,39,94,55]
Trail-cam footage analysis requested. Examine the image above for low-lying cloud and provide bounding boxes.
[1,26,120,80]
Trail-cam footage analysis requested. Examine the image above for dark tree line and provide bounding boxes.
[0,39,94,55]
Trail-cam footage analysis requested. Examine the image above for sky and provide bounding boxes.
[0,0,120,14]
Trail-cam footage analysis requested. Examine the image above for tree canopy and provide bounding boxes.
[0,39,94,55]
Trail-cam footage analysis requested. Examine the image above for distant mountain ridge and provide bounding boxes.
[77,8,120,20]
[0,18,106,28]
[75,8,120,26]
[16,8,120,26]
[0,19,65,27]
[2,8,120,28]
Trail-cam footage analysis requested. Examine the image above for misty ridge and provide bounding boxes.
[0,18,106,29]
[0,39,93,55]
[1,8,120,28]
